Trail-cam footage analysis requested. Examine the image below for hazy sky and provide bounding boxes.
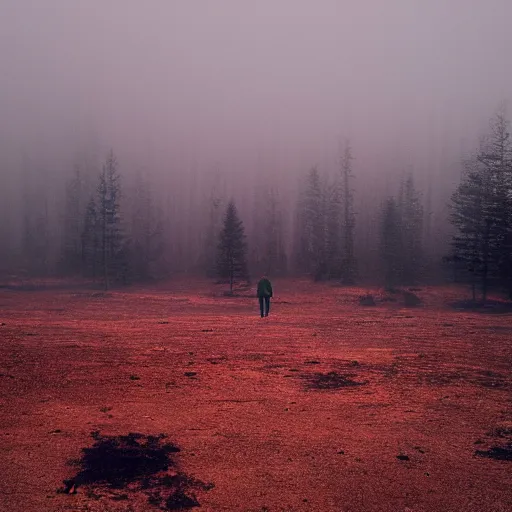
[2,0,512,176]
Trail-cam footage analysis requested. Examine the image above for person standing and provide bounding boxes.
[257,276,273,317]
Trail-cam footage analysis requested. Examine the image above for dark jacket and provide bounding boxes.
[257,278,273,298]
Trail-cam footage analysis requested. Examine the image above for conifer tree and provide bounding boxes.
[398,174,423,283]
[324,176,342,279]
[450,112,512,300]
[262,188,287,275]
[217,200,248,293]
[130,173,167,280]
[380,197,402,289]
[300,167,326,279]
[96,150,127,289]
[61,164,85,274]
[340,143,357,283]
[81,197,99,277]
[203,195,224,277]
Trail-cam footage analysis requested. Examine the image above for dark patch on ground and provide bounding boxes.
[304,371,365,390]
[417,369,509,390]
[488,325,512,332]
[59,432,211,510]
[475,444,512,461]
[420,372,462,386]
[487,427,512,438]
[451,299,512,314]
[478,379,507,389]
[206,356,227,364]
[396,454,410,461]
[245,353,266,361]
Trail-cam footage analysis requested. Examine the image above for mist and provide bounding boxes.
[2,0,512,281]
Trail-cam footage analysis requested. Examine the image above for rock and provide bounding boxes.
[403,291,421,307]
[359,294,376,306]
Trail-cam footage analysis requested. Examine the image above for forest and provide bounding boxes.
[1,111,511,303]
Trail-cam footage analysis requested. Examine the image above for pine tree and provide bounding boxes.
[61,164,85,274]
[451,163,489,300]
[340,143,357,284]
[450,112,512,301]
[81,197,99,277]
[324,176,342,279]
[380,198,402,289]
[217,200,248,293]
[203,194,224,277]
[21,174,50,276]
[480,112,512,296]
[96,150,127,289]
[296,167,326,279]
[262,188,287,276]
[130,173,167,280]
[398,174,423,284]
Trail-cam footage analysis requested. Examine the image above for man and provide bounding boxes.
[257,276,273,317]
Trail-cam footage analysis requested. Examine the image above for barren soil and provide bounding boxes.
[1,280,511,512]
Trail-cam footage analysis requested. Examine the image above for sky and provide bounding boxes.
[1,0,512,178]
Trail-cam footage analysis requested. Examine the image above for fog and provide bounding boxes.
[1,0,512,280]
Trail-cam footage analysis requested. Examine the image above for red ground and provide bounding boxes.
[0,280,511,512]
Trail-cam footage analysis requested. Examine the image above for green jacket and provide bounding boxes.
[257,278,273,298]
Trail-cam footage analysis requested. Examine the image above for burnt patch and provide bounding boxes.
[475,444,512,461]
[474,370,508,389]
[478,379,508,389]
[59,432,211,510]
[487,427,512,438]
[304,371,366,390]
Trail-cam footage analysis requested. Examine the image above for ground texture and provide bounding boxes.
[0,280,511,512]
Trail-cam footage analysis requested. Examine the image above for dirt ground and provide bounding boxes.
[0,279,511,512]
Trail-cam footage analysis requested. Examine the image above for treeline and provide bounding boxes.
[1,109,511,300]
[449,112,512,300]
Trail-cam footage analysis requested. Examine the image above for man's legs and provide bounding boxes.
[265,296,270,317]
[259,296,264,317]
